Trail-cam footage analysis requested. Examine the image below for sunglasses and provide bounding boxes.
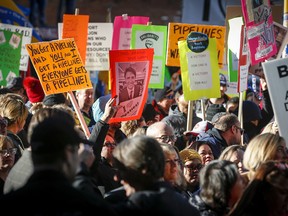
[234,125,244,135]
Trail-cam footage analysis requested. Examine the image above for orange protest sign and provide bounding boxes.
[62,14,89,63]
[26,38,92,95]
[166,23,226,68]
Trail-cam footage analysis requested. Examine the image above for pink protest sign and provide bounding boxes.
[241,0,277,65]
[112,15,149,50]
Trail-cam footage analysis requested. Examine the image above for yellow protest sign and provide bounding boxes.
[26,38,92,95]
[166,23,225,68]
[178,38,220,101]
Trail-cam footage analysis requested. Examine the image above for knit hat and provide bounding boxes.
[142,104,159,123]
[154,86,174,102]
[179,149,202,163]
[92,94,111,122]
[206,104,226,121]
[242,100,262,123]
[219,73,227,86]
[23,76,45,103]
[185,120,214,136]
[42,93,66,107]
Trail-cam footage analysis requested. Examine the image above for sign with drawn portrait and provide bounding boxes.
[110,48,153,123]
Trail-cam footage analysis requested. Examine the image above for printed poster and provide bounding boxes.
[62,14,89,64]
[131,24,167,88]
[110,48,153,123]
[112,15,149,50]
[166,22,225,68]
[0,29,22,86]
[26,38,92,95]
[262,58,288,145]
[0,23,32,71]
[241,0,277,65]
[178,34,220,101]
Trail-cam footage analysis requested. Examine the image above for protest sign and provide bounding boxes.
[0,24,32,71]
[227,17,243,82]
[112,15,149,50]
[109,48,153,123]
[241,0,277,65]
[62,14,89,63]
[262,58,288,145]
[270,22,288,60]
[166,23,225,68]
[178,34,220,101]
[131,24,167,89]
[0,0,42,42]
[0,29,22,86]
[238,25,249,93]
[26,38,92,95]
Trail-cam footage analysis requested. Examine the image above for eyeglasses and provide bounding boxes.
[155,135,176,143]
[165,159,181,166]
[0,148,17,156]
[103,142,116,148]
[234,125,244,135]
[184,164,203,171]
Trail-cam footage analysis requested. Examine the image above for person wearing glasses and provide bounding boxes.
[197,113,243,159]
[0,135,16,195]
[146,122,176,146]
[179,149,203,195]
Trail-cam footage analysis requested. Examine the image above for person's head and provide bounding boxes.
[120,120,140,138]
[176,93,188,115]
[179,149,202,187]
[76,88,94,112]
[29,108,83,182]
[0,135,16,171]
[146,122,176,145]
[124,67,136,90]
[242,100,262,126]
[243,133,287,180]
[219,145,246,173]
[23,76,45,103]
[219,73,228,97]
[101,134,117,164]
[154,86,175,113]
[214,113,242,146]
[6,77,27,102]
[200,160,245,214]
[42,93,67,107]
[0,93,28,134]
[112,135,165,195]
[226,97,239,113]
[161,114,186,143]
[229,160,288,216]
[160,143,183,185]
[261,121,279,135]
[190,141,214,165]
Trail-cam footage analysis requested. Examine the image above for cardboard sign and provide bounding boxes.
[110,48,153,123]
[62,14,89,63]
[166,23,225,68]
[178,37,220,101]
[131,24,167,89]
[238,25,249,93]
[112,15,149,50]
[262,58,288,145]
[0,23,32,71]
[241,0,277,65]
[0,30,22,86]
[26,38,92,95]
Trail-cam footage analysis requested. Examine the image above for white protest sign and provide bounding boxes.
[58,22,113,71]
[262,58,288,144]
[0,24,32,71]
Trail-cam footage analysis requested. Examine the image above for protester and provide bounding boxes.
[0,135,16,195]
[111,135,201,216]
[6,77,27,103]
[189,141,215,166]
[189,160,245,216]
[146,121,176,145]
[23,76,45,110]
[76,88,95,128]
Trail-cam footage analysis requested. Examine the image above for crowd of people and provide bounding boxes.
[0,72,287,216]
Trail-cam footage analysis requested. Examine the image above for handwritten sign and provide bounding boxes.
[131,24,167,89]
[241,0,277,65]
[109,48,154,123]
[62,14,89,63]
[112,15,149,50]
[0,23,32,71]
[26,38,92,95]
[0,29,22,86]
[166,23,225,68]
[178,38,220,101]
